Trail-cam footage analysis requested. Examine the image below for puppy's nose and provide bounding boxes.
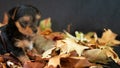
[33,28,38,33]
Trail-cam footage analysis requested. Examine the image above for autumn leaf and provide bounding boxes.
[42,47,56,58]
[56,38,89,56]
[82,49,110,64]
[64,31,78,42]
[44,32,65,41]
[105,46,120,63]
[74,59,91,68]
[45,56,61,68]
[98,29,120,46]
[45,53,92,68]
[23,61,46,68]
[44,54,69,68]
[82,46,120,64]
[0,56,4,62]
[0,63,6,68]
[75,31,86,42]
[47,56,92,68]
[85,32,98,44]
[39,17,52,31]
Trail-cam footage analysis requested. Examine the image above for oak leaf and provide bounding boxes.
[98,29,120,46]
[56,38,89,56]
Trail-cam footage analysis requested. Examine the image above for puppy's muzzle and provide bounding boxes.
[15,21,38,37]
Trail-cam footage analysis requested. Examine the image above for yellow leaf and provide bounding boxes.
[39,17,52,31]
[85,32,98,43]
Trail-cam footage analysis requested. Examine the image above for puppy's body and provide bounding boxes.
[0,5,41,63]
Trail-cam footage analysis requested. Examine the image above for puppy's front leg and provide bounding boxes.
[18,54,30,64]
[14,39,34,64]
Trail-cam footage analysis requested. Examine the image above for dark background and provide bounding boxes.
[0,0,120,67]
[1,0,120,34]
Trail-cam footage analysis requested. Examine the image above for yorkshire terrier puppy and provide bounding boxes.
[0,5,41,63]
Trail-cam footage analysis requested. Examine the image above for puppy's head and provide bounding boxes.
[7,5,41,48]
[8,5,41,36]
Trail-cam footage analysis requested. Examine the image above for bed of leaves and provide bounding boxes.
[0,14,120,68]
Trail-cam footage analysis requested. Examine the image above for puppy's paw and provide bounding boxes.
[18,55,30,64]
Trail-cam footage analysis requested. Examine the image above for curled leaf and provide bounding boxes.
[39,17,52,31]
[98,29,120,46]
[56,38,89,56]
[82,49,109,64]
[105,47,120,63]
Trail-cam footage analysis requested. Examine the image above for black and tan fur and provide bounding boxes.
[0,5,41,63]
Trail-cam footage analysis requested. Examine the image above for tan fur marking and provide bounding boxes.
[22,16,31,22]
[36,14,41,20]
[15,21,34,36]
[15,39,32,48]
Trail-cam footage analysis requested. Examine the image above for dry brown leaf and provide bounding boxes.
[75,59,92,68]
[45,54,69,68]
[40,28,52,35]
[23,61,46,68]
[105,47,120,63]
[46,56,61,68]
[44,32,65,41]
[89,65,103,68]
[0,63,6,68]
[60,57,92,68]
[45,53,92,68]
[42,47,56,58]
[85,32,98,43]
[98,29,120,46]
[0,56,4,62]
[82,49,110,64]
[56,38,89,56]
[82,46,120,64]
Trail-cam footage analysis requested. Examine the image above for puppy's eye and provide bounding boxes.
[20,21,28,28]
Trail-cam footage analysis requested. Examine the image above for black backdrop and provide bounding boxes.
[0,0,120,67]
[1,0,120,34]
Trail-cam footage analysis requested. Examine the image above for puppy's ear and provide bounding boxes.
[8,7,19,21]
[0,13,8,27]
[15,21,34,36]
[2,13,8,24]
[11,8,18,20]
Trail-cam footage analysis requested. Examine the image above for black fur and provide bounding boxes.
[0,5,41,57]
